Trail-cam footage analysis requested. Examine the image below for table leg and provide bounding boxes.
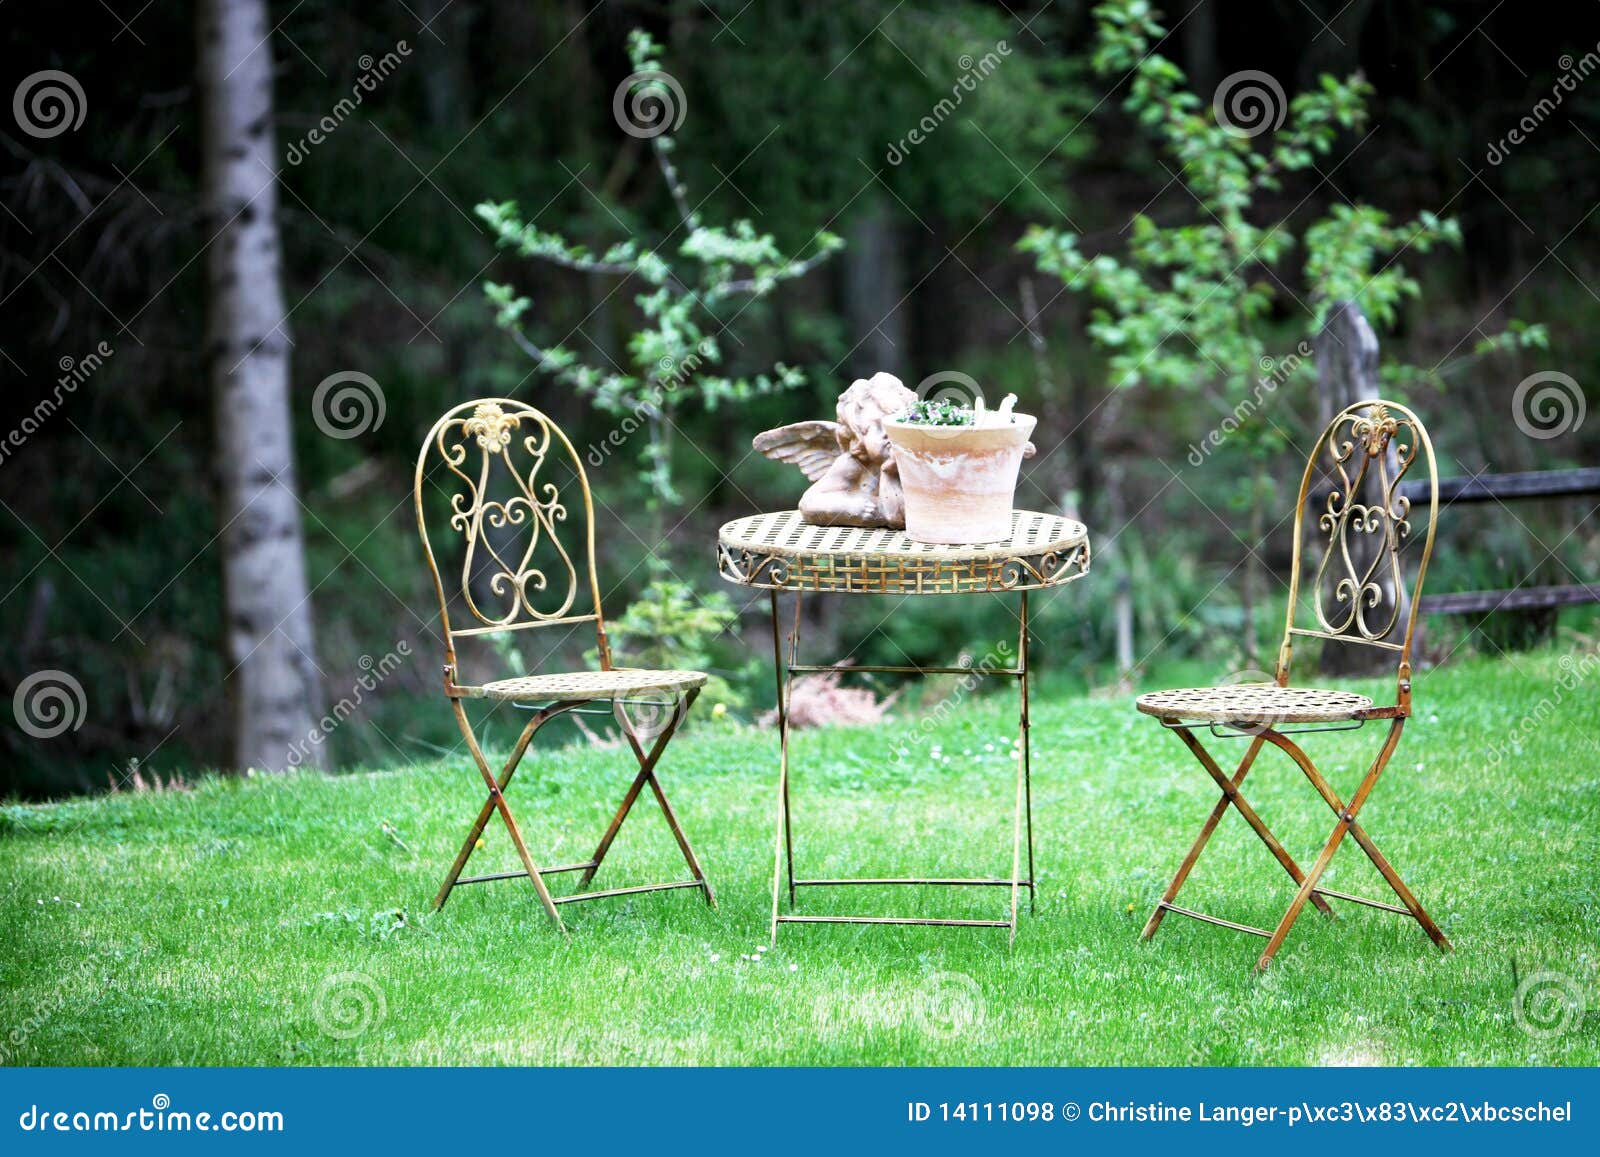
[1009,591,1029,943]
[769,590,800,944]
[767,587,1033,942]
[1021,590,1035,916]
[785,592,801,908]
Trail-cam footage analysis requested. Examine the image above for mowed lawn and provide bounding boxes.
[2,649,1597,1066]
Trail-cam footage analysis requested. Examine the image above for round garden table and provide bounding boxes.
[716,509,1092,942]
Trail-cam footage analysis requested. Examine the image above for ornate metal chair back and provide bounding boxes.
[413,399,609,688]
[1279,399,1438,709]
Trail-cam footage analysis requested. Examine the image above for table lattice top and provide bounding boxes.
[716,510,1090,595]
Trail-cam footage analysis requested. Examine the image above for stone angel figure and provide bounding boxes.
[753,372,917,528]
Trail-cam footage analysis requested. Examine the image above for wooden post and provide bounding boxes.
[1314,302,1413,676]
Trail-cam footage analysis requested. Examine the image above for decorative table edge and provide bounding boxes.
[715,510,1092,595]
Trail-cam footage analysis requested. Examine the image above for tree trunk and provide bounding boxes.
[1314,301,1412,676]
[1181,0,1219,97]
[843,196,906,380]
[418,0,470,131]
[200,0,323,771]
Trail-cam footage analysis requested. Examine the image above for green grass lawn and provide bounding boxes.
[3,648,1597,1066]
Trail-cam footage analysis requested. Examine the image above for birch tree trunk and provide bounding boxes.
[199,0,322,771]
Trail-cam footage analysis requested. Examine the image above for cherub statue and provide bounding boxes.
[753,372,917,528]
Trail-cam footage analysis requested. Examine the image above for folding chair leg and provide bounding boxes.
[434,704,573,910]
[1142,729,1331,942]
[1258,724,1451,968]
[575,768,650,890]
[577,687,713,906]
[1346,822,1452,950]
[1141,739,1258,940]
[446,698,569,934]
[1258,812,1348,969]
[645,771,716,907]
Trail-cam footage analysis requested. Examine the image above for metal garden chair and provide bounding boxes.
[414,399,714,932]
[1135,399,1452,970]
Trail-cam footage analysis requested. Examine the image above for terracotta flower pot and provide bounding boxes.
[884,413,1037,544]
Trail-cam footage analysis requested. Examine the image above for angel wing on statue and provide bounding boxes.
[752,372,917,528]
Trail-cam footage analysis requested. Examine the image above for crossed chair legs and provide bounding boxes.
[432,689,715,934]
[1141,719,1452,970]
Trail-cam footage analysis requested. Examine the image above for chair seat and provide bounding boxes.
[472,668,707,702]
[1136,683,1373,724]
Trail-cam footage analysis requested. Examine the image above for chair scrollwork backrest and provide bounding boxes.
[1279,399,1437,710]
[414,399,609,689]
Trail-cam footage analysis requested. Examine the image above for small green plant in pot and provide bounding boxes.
[884,394,1036,544]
